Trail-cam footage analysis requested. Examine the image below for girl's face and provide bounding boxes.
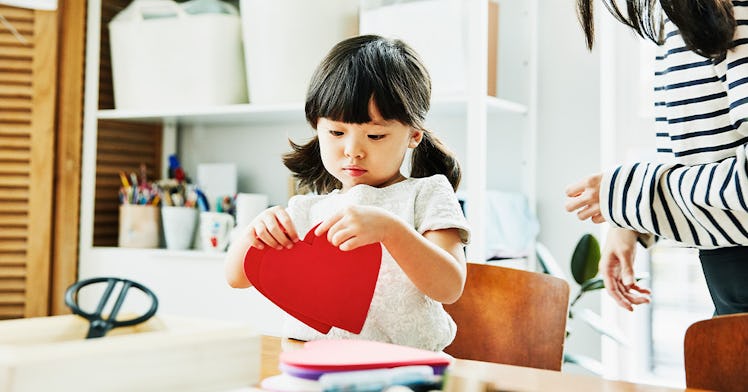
[317,99,423,192]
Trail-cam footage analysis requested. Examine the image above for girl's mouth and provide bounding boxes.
[343,167,367,177]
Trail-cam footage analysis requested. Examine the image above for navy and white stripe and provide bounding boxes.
[600,1,748,249]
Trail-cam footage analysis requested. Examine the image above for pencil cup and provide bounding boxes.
[161,206,198,250]
[199,212,234,252]
[118,204,160,248]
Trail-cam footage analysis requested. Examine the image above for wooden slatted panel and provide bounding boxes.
[0,5,33,320]
[98,0,129,111]
[93,121,161,246]
[50,0,87,315]
[93,1,162,247]
[0,5,57,318]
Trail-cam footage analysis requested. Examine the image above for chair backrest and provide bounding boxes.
[443,262,570,371]
[684,313,748,391]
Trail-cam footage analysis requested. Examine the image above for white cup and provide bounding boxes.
[235,193,268,229]
[161,206,198,250]
[199,212,235,252]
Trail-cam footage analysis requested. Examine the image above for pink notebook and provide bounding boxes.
[280,339,452,371]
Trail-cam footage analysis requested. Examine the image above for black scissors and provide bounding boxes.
[65,277,158,339]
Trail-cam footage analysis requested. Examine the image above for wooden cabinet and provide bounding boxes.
[0,5,58,318]
[79,0,537,334]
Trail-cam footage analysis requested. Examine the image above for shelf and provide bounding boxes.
[96,96,528,125]
[88,246,226,262]
[97,102,306,125]
[430,95,528,114]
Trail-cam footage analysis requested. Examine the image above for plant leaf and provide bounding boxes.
[570,234,601,285]
[580,277,604,292]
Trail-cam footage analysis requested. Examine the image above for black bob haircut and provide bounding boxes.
[284,35,461,194]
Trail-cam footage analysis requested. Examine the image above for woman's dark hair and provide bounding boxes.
[577,0,735,59]
[283,35,461,193]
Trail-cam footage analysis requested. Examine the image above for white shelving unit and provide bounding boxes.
[96,95,527,124]
[78,0,538,335]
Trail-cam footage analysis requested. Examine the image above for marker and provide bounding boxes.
[119,171,130,187]
[318,366,439,392]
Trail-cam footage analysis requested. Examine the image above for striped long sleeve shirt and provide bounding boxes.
[600,1,748,249]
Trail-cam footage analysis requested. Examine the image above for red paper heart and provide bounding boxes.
[244,226,382,334]
[245,237,331,333]
[280,339,452,371]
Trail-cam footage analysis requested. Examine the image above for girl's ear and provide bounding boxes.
[409,129,424,148]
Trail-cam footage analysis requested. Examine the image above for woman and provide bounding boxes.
[565,1,748,315]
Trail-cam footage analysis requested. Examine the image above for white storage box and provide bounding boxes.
[109,0,248,110]
[240,0,358,104]
[0,314,260,392]
[360,0,498,97]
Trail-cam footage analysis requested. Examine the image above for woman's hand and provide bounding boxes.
[565,173,605,223]
[601,228,651,311]
[314,205,395,251]
[247,206,299,250]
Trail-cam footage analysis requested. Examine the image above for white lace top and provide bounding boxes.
[282,174,470,351]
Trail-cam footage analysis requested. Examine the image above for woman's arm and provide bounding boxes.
[599,155,748,248]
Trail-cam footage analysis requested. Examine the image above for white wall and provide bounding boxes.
[176,0,615,372]
[535,0,603,373]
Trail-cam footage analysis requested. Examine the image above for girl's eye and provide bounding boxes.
[368,134,386,140]
[329,130,344,136]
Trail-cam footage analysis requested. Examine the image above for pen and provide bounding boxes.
[195,188,210,212]
[118,171,130,188]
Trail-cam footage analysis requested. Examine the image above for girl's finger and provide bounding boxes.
[327,221,352,247]
[338,236,362,251]
[315,213,341,237]
[247,227,265,250]
[256,226,281,249]
[262,214,293,249]
[275,209,299,242]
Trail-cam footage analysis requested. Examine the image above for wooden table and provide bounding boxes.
[258,336,699,392]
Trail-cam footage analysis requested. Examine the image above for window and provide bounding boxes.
[648,245,713,381]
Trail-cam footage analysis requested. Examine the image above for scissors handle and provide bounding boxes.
[64,277,158,339]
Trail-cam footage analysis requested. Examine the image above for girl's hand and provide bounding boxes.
[248,206,299,250]
[565,173,605,223]
[601,228,651,311]
[314,205,394,251]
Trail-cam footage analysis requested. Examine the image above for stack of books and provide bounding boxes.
[261,339,452,392]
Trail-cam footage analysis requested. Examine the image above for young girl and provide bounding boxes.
[566,1,748,315]
[225,35,470,351]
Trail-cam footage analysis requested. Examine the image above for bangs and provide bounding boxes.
[305,36,430,129]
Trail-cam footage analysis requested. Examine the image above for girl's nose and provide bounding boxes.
[344,137,364,159]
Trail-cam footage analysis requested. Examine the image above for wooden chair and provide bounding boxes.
[443,262,570,371]
[684,313,748,391]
